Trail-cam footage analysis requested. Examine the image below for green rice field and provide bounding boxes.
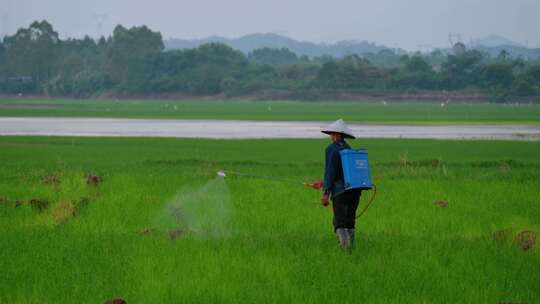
[1,99,540,124]
[1,136,539,303]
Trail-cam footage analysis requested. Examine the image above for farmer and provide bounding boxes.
[311,119,361,252]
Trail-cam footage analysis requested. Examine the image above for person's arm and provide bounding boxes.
[323,146,339,196]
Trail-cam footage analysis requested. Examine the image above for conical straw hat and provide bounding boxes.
[321,119,355,139]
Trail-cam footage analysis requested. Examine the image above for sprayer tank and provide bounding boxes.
[339,149,373,190]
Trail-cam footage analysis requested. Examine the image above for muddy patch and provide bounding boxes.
[139,228,157,236]
[514,230,537,251]
[0,197,18,207]
[43,174,61,186]
[433,200,448,208]
[52,201,78,224]
[493,228,512,245]
[86,174,102,186]
[29,198,49,212]
[51,197,92,224]
[169,229,192,240]
[1,195,93,225]
[493,228,537,252]
[1,197,50,210]
[499,161,512,172]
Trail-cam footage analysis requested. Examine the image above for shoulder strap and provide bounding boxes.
[337,140,351,151]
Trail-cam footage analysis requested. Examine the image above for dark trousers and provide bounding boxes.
[332,189,361,230]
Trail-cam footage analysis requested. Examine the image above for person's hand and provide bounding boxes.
[321,194,330,207]
[308,180,324,190]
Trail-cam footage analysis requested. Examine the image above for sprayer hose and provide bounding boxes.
[355,184,377,219]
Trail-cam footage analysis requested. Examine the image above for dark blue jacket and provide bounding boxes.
[323,139,350,199]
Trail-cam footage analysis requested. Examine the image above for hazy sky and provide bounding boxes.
[1,0,539,50]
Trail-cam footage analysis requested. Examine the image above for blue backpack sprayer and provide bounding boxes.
[217,148,376,218]
[339,148,376,218]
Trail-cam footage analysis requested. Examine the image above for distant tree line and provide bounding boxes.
[1,21,540,100]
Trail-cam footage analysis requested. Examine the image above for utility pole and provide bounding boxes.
[525,40,529,61]
[448,33,462,47]
[392,43,400,55]
[93,13,108,38]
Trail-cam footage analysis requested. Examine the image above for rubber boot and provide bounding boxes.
[335,228,351,253]
[347,229,355,250]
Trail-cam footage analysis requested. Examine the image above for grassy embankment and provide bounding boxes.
[1,98,540,124]
[1,136,539,303]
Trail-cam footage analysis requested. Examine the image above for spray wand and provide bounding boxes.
[217,170,321,189]
[217,169,377,219]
